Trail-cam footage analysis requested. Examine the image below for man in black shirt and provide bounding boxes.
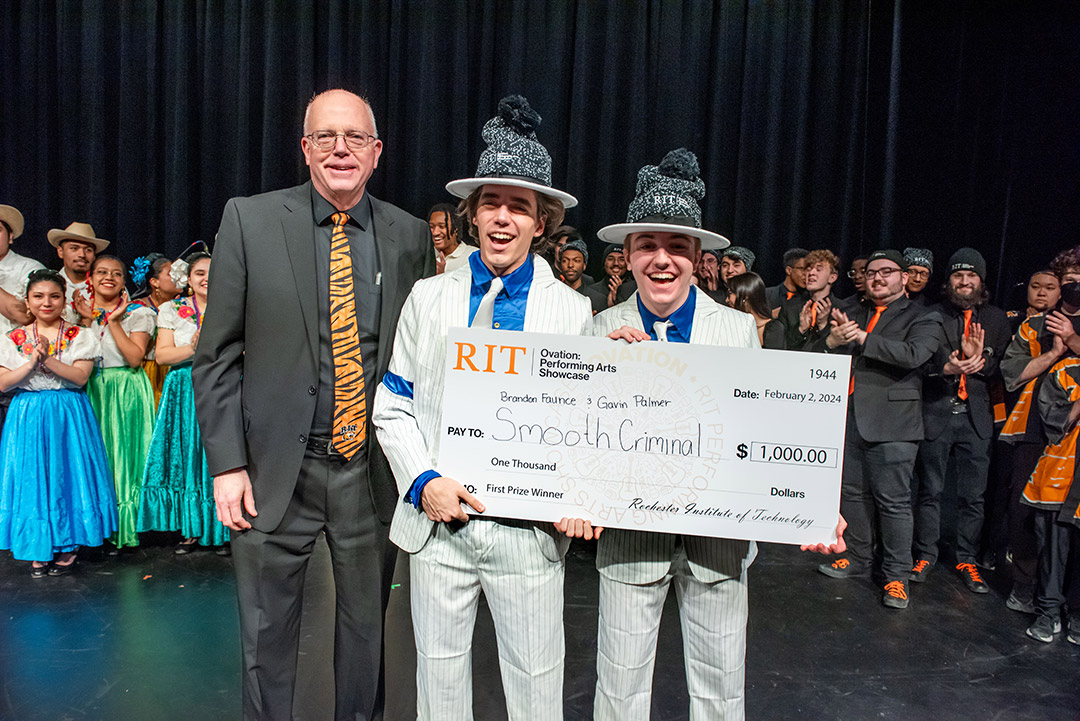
[910,249,1011,593]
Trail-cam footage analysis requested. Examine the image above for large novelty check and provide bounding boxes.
[437,328,851,546]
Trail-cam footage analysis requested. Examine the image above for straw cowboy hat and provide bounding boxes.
[0,205,24,240]
[46,222,111,252]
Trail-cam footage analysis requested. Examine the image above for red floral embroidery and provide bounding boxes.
[7,328,35,356]
[64,326,80,340]
[177,304,195,319]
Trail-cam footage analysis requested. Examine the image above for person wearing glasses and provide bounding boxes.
[817,249,943,610]
[192,89,434,721]
[903,247,934,306]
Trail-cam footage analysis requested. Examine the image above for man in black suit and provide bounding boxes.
[193,89,433,720]
[911,249,1010,592]
[816,249,943,610]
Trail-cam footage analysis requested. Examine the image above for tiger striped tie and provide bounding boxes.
[329,211,365,459]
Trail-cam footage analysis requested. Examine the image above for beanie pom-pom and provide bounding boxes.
[498,95,541,135]
[658,148,699,180]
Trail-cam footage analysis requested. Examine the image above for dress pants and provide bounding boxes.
[1007,442,1042,587]
[231,444,395,721]
[594,543,747,721]
[912,411,991,565]
[409,518,565,721]
[841,411,919,581]
[1032,509,1080,618]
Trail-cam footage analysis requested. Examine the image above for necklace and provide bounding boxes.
[94,297,125,326]
[32,319,66,371]
[191,295,203,329]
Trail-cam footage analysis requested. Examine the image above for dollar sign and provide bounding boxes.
[736,443,748,460]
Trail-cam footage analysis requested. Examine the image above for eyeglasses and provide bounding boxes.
[305,130,378,151]
[907,268,930,280]
[847,268,866,279]
[864,268,901,280]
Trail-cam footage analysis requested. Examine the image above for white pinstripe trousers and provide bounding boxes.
[410,518,565,721]
[594,544,748,721]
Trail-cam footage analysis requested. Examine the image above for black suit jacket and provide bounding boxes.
[193,182,434,531]
[827,295,944,443]
[921,302,1011,440]
[777,290,841,351]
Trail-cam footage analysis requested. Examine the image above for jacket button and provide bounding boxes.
[299,434,307,443]
[308,385,317,395]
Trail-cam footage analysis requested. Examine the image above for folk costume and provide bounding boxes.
[138,297,228,547]
[0,324,117,561]
[85,302,157,548]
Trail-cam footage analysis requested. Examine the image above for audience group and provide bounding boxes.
[430,200,1080,644]
[0,205,228,579]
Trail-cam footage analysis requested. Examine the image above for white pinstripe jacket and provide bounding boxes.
[590,286,761,584]
[373,255,593,556]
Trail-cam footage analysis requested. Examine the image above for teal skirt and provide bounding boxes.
[86,365,156,548]
[137,365,228,546]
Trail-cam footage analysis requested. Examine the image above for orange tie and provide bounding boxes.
[810,304,818,328]
[958,309,972,401]
[849,305,886,395]
[786,290,794,300]
[329,211,365,460]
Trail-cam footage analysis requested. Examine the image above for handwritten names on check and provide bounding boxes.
[438,329,851,546]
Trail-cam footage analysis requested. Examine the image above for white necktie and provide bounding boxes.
[653,320,672,342]
[472,276,504,329]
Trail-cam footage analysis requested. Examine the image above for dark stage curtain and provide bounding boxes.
[1,1,1077,300]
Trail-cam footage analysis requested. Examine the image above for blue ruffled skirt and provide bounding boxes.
[137,365,228,546]
[0,389,119,561]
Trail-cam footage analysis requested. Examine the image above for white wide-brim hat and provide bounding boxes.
[445,176,578,209]
[597,221,730,251]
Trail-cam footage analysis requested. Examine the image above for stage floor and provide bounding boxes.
[1,536,1076,721]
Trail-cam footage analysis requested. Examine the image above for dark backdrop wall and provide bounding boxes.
[2,0,1078,303]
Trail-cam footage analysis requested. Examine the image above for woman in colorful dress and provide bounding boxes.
[80,255,157,550]
[129,253,180,407]
[0,269,117,577]
[138,251,228,553]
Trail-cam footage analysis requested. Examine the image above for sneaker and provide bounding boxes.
[956,563,989,594]
[882,580,909,609]
[818,557,866,579]
[1026,614,1061,643]
[909,559,933,582]
[1068,617,1080,646]
[1005,584,1036,614]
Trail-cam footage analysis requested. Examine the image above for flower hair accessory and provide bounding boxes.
[170,259,190,291]
[131,256,152,287]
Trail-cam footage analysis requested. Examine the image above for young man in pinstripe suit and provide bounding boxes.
[581,149,844,721]
[372,96,594,721]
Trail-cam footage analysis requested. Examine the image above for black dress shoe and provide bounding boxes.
[30,564,48,579]
[214,544,232,557]
[174,541,198,555]
[48,561,77,577]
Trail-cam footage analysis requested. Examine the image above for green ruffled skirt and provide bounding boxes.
[86,365,156,548]
[137,365,228,546]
